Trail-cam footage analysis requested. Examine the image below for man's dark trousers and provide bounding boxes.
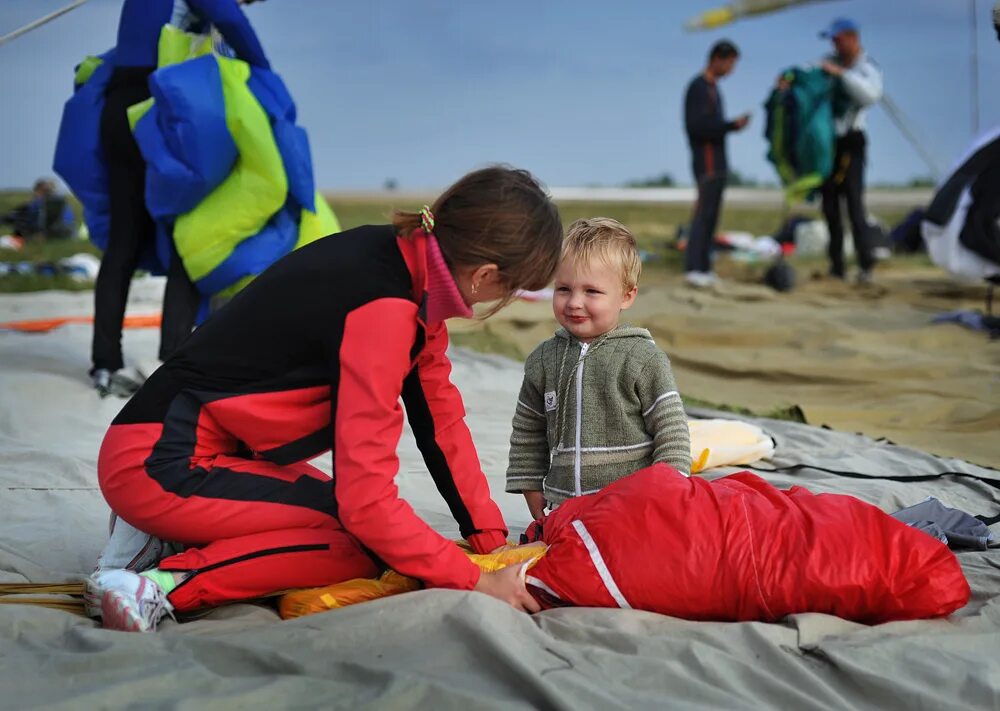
[821,130,874,277]
[686,172,726,274]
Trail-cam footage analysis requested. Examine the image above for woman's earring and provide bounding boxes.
[471,282,480,295]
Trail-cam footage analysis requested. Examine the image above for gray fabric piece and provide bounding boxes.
[891,497,996,550]
[2,319,999,709]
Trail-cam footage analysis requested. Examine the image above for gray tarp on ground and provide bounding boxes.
[1,285,998,710]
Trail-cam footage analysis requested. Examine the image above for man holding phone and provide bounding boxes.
[683,40,750,288]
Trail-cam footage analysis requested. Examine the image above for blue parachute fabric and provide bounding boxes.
[248,70,315,212]
[52,50,114,252]
[53,48,165,273]
[136,56,237,219]
[194,202,299,296]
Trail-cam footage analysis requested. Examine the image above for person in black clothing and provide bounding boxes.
[683,40,750,288]
[92,0,271,399]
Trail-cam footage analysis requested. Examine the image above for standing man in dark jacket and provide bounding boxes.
[683,40,749,288]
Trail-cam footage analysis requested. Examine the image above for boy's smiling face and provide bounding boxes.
[552,256,637,342]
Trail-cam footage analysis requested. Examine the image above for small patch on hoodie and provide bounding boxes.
[544,391,558,412]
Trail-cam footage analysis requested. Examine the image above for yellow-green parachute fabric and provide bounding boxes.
[131,25,339,298]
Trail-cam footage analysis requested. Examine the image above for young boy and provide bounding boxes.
[506,217,691,520]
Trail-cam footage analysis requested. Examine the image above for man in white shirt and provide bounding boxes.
[818,18,883,283]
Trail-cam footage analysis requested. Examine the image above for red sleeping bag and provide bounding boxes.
[524,465,970,623]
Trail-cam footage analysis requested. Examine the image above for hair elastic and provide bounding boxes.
[420,206,436,234]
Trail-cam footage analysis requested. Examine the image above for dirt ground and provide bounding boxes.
[450,262,1000,467]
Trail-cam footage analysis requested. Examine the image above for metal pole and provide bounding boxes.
[880,94,947,180]
[0,0,89,49]
[972,0,980,136]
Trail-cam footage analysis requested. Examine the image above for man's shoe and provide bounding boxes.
[108,367,145,397]
[684,271,713,288]
[91,367,146,398]
[91,368,112,397]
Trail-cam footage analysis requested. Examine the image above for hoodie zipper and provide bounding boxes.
[574,341,589,497]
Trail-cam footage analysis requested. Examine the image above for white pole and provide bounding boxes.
[880,94,948,180]
[971,0,981,137]
[0,0,89,49]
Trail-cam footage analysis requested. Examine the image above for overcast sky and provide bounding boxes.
[1,0,997,191]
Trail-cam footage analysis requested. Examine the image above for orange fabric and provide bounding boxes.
[279,543,548,619]
[0,313,161,333]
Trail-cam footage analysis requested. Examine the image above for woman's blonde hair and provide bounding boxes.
[393,166,563,311]
[562,217,641,290]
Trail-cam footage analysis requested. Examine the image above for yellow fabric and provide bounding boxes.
[697,8,735,29]
[279,543,548,620]
[157,24,213,68]
[688,419,775,474]
[209,193,341,303]
[74,55,103,86]
[130,24,338,295]
[126,98,155,131]
[296,192,341,250]
[173,56,288,281]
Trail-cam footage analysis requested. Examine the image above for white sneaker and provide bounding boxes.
[684,271,718,288]
[84,515,169,618]
[100,570,174,633]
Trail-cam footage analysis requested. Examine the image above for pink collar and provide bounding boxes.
[423,233,473,322]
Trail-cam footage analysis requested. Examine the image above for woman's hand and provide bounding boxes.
[473,564,541,613]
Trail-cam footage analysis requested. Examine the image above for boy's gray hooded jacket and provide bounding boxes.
[506,325,690,506]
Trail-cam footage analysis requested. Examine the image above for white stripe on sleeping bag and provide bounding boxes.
[525,575,562,601]
[571,519,632,609]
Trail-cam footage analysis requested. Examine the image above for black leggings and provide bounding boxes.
[93,68,200,372]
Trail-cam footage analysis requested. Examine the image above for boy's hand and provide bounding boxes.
[524,491,547,520]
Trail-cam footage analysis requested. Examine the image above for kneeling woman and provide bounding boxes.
[96,167,562,631]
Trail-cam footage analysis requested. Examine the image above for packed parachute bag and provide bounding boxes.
[279,462,967,625]
[53,23,340,315]
[522,465,969,624]
[764,67,835,203]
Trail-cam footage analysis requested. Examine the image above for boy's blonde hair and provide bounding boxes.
[562,217,641,290]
